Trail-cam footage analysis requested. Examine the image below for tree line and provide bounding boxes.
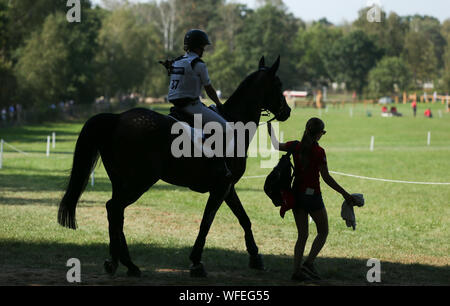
[0,0,449,111]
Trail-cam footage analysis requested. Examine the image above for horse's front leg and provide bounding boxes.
[189,187,229,277]
[224,186,265,271]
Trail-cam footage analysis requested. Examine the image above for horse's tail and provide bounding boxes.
[58,113,118,229]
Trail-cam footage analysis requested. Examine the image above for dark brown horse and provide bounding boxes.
[58,56,291,277]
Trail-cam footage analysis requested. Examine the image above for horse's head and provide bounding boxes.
[256,56,291,122]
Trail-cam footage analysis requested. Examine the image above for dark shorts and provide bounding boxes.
[295,193,325,213]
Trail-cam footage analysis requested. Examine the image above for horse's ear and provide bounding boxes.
[268,55,280,76]
[258,56,265,69]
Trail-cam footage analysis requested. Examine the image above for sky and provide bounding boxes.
[265,0,450,24]
[91,0,450,24]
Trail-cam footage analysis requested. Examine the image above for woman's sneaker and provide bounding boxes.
[301,262,321,280]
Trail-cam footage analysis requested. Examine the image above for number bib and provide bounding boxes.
[168,52,211,102]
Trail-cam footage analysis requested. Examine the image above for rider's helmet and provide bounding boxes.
[183,29,211,51]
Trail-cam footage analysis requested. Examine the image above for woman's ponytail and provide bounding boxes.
[298,118,325,171]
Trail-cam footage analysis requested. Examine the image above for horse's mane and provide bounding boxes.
[225,70,261,106]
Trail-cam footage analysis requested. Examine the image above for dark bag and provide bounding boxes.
[264,141,299,207]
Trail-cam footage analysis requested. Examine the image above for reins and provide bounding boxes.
[259,108,280,126]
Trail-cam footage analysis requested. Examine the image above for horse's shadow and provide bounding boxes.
[0,172,180,193]
[0,239,448,286]
[0,171,262,201]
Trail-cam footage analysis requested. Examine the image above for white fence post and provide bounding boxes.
[46,136,50,157]
[370,136,375,152]
[52,132,56,149]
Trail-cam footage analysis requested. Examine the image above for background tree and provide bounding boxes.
[7,1,101,108]
[440,43,450,93]
[175,0,224,50]
[439,19,450,92]
[0,1,9,56]
[95,7,164,98]
[441,19,450,41]
[353,8,409,58]
[149,0,177,53]
[0,58,16,109]
[14,13,72,108]
[2,0,93,56]
[407,15,446,69]
[402,30,437,87]
[368,56,412,96]
[234,3,303,90]
[1,0,449,115]
[324,30,382,96]
[384,12,409,57]
[293,22,343,88]
[65,7,104,104]
[215,2,248,51]
[255,0,287,10]
[0,1,16,108]
[204,40,241,97]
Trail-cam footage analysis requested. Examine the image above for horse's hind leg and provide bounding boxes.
[104,199,141,277]
[189,186,230,277]
[104,177,159,277]
[224,186,265,270]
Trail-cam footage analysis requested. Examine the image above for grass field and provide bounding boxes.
[0,102,449,286]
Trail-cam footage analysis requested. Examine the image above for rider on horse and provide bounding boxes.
[162,29,233,180]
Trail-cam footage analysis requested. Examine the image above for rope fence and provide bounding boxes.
[241,172,450,185]
[3,141,29,155]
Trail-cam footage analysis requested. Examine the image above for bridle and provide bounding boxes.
[257,66,289,125]
[260,108,280,125]
[220,66,289,126]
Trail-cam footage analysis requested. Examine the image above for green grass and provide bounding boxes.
[0,102,449,285]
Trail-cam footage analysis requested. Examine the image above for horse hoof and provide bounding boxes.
[104,259,118,276]
[190,263,207,278]
[249,254,265,271]
[127,267,142,278]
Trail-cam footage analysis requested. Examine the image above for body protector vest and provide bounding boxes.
[167,52,210,103]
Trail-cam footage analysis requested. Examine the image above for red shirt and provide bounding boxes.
[286,141,327,195]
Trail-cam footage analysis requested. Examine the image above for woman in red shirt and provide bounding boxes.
[268,118,357,281]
